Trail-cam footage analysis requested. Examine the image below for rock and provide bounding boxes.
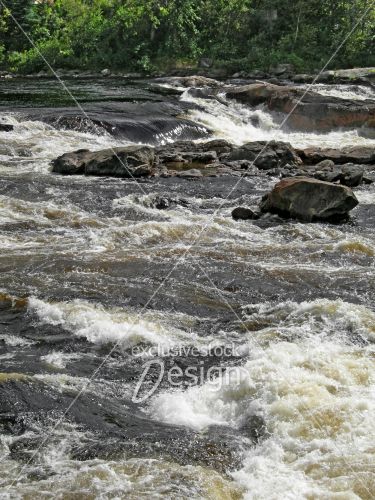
[293,162,365,187]
[271,63,294,76]
[153,196,171,209]
[260,177,359,222]
[28,100,211,144]
[225,140,301,169]
[176,169,203,179]
[232,207,260,220]
[297,146,375,165]
[315,159,335,169]
[199,58,213,68]
[101,69,111,76]
[52,146,154,177]
[247,70,268,79]
[330,67,375,83]
[0,124,14,132]
[51,148,91,174]
[226,82,375,132]
[341,164,364,187]
[160,76,223,88]
[291,74,313,84]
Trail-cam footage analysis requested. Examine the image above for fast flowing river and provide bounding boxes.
[0,78,374,499]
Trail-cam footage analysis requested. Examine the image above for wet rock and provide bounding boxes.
[159,75,223,88]
[152,196,172,209]
[52,146,154,177]
[177,169,203,179]
[101,68,111,77]
[232,207,260,220]
[239,415,268,443]
[260,177,359,222]
[0,123,14,132]
[226,82,375,132]
[340,164,364,187]
[225,140,301,169]
[27,100,211,144]
[292,161,365,187]
[297,145,375,165]
[0,378,241,473]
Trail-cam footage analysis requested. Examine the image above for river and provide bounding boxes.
[0,77,374,499]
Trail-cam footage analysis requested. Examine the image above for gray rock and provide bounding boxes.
[225,141,301,170]
[272,63,294,76]
[260,177,359,222]
[101,69,111,77]
[232,207,260,220]
[315,159,335,169]
[177,169,203,179]
[341,163,364,187]
[52,146,154,177]
[160,76,223,88]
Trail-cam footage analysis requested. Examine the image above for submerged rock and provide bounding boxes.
[260,177,359,222]
[226,82,375,132]
[52,146,154,177]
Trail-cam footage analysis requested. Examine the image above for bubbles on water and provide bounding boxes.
[150,298,375,499]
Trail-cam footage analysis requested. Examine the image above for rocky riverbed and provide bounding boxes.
[0,75,374,499]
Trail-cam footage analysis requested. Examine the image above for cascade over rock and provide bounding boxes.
[226,82,375,132]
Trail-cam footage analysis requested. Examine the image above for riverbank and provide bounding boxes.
[1,66,375,87]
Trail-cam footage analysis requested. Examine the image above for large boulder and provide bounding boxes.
[52,146,154,177]
[226,82,375,132]
[260,177,359,222]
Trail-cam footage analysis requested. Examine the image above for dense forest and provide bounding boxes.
[0,0,374,74]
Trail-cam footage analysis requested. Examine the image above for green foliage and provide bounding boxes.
[0,0,373,73]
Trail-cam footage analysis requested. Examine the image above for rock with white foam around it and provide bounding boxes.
[52,146,154,177]
[260,177,359,222]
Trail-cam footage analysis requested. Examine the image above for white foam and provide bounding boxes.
[28,297,200,349]
[41,351,81,369]
[305,84,375,101]
[151,298,375,498]
[182,90,375,148]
